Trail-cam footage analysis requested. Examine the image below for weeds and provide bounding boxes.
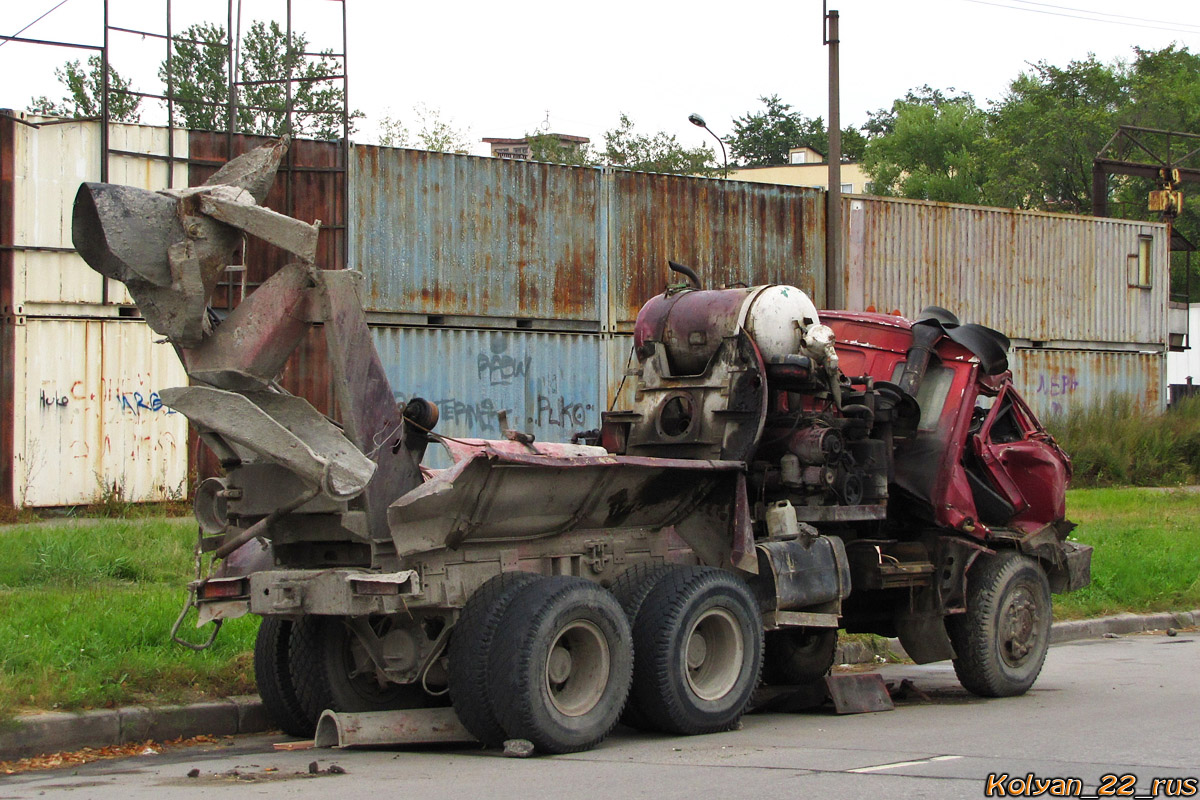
[1046,395,1200,488]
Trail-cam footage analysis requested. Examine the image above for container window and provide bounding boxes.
[1131,235,1153,288]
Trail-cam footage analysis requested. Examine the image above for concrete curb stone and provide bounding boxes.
[2,609,1197,762]
[0,695,261,761]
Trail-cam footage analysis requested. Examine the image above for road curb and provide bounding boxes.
[0,696,265,762]
[3,609,1197,762]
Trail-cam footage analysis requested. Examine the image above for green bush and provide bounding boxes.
[1046,395,1200,488]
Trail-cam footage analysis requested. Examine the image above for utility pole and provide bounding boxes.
[825,2,843,310]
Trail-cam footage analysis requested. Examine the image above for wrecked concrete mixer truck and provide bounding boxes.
[70,139,1091,755]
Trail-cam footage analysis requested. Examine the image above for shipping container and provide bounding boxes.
[2,121,1181,505]
[1009,347,1164,420]
[349,146,827,332]
[371,326,606,467]
[12,318,188,506]
[843,195,1170,347]
[5,115,188,313]
[608,171,825,330]
[351,146,605,327]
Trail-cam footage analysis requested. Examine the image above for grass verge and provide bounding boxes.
[1055,487,1200,619]
[1047,395,1200,488]
[0,519,256,719]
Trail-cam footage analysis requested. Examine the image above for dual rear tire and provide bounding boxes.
[446,565,764,753]
[615,566,763,735]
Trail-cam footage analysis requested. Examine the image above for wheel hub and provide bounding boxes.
[548,645,573,684]
[1000,587,1040,665]
[545,620,610,717]
[686,631,708,669]
[684,607,745,702]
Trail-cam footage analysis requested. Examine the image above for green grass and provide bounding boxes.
[0,519,257,719]
[1055,487,1200,619]
[1047,395,1200,488]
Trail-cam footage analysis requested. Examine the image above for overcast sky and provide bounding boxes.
[3,0,1200,157]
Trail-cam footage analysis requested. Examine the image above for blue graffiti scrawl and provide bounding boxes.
[118,390,177,417]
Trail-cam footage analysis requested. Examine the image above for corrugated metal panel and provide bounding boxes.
[187,131,345,294]
[1009,348,1164,420]
[350,146,604,322]
[606,334,637,413]
[371,327,604,467]
[609,173,826,329]
[11,118,187,311]
[13,318,188,506]
[843,196,1169,345]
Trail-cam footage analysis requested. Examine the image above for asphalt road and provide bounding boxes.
[4,632,1197,800]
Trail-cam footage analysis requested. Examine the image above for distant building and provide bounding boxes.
[728,146,870,194]
[483,133,590,161]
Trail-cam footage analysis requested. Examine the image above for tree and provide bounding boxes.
[863,85,974,138]
[985,56,1126,212]
[602,114,716,175]
[376,104,472,154]
[159,20,357,139]
[157,22,229,130]
[525,133,599,166]
[728,94,865,166]
[861,94,990,204]
[28,55,141,122]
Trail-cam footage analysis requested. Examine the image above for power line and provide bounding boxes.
[1006,0,1200,31]
[960,0,1200,35]
[0,0,74,49]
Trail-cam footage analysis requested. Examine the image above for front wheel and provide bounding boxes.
[946,551,1052,697]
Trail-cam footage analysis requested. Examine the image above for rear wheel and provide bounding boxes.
[627,567,763,735]
[320,616,437,713]
[254,617,314,737]
[609,563,678,729]
[488,577,633,754]
[946,551,1052,697]
[284,616,333,728]
[762,628,838,686]
[447,572,541,746]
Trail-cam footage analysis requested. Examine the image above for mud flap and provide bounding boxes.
[1053,540,1093,594]
[895,609,956,664]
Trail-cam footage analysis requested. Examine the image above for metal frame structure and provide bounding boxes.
[2,0,350,277]
[1093,125,1200,303]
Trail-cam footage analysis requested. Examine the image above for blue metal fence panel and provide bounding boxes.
[371,326,605,466]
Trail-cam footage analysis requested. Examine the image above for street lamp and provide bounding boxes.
[688,113,728,178]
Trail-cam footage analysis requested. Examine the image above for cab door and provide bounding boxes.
[969,386,1069,531]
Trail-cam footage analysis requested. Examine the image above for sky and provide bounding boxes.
[3,0,1200,158]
